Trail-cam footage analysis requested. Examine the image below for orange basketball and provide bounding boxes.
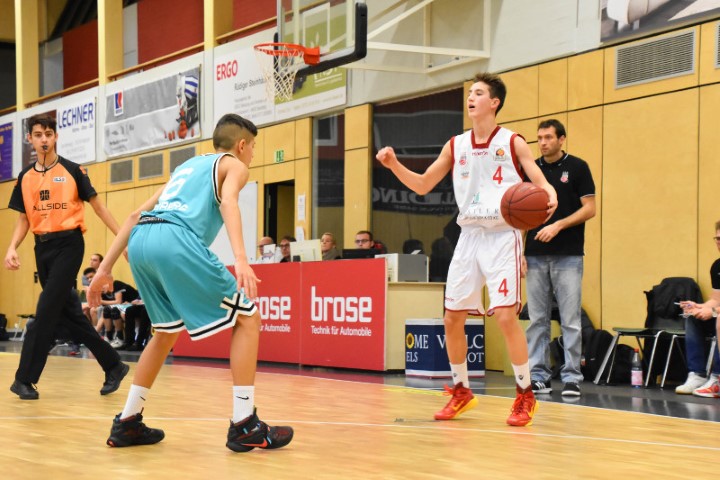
[500,182,549,230]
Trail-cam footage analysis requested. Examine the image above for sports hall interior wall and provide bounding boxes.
[1,2,720,372]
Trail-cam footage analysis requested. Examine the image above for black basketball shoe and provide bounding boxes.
[226,408,294,453]
[107,410,165,447]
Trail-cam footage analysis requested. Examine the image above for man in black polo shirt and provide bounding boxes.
[524,119,596,397]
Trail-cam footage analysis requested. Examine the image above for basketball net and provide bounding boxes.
[254,43,319,102]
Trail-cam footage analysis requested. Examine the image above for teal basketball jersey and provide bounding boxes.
[146,153,228,246]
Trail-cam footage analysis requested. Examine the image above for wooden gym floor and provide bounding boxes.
[0,347,718,479]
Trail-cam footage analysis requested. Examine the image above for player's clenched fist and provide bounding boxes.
[376,146,398,168]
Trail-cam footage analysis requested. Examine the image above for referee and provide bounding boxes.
[4,113,129,400]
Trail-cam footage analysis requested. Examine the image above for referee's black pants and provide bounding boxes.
[15,230,121,385]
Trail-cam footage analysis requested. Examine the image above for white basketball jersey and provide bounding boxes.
[451,126,523,231]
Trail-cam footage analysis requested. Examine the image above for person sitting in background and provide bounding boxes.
[99,279,140,348]
[278,235,296,263]
[81,253,103,290]
[321,232,342,260]
[255,236,275,264]
[679,220,720,397]
[402,239,425,254]
[355,230,387,253]
[120,298,152,351]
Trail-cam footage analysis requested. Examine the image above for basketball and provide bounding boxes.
[500,182,549,230]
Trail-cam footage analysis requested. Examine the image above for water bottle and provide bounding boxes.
[631,348,643,388]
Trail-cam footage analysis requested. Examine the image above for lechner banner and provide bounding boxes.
[104,66,201,157]
[56,95,96,164]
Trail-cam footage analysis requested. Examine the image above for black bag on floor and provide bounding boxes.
[582,329,613,380]
[0,313,9,341]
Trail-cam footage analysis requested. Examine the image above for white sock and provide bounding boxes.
[512,363,531,390]
[450,362,469,388]
[232,386,255,423]
[121,384,150,419]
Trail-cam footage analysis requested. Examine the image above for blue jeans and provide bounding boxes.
[526,255,584,384]
[684,315,720,376]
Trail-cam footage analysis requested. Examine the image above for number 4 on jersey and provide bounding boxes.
[492,166,503,184]
[498,278,509,296]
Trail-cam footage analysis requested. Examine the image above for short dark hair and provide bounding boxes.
[538,119,566,139]
[213,113,258,150]
[473,73,507,115]
[356,230,373,241]
[92,253,104,261]
[281,235,296,243]
[83,267,96,276]
[27,113,56,135]
[715,220,720,231]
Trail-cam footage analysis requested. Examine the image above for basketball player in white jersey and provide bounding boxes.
[377,73,557,426]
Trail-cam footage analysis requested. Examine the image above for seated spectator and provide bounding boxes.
[355,230,387,253]
[81,267,97,322]
[678,220,720,396]
[278,235,296,263]
[321,232,342,260]
[120,298,152,351]
[255,236,276,264]
[402,239,425,254]
[98,278,140,348]
[81,253,103,289]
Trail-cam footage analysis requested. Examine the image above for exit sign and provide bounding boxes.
[274,149,284,163]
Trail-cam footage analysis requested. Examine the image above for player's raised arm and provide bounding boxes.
[376,142,453,196]
[514,135,557,217]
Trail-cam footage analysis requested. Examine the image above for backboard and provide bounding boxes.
[277,0,367,78]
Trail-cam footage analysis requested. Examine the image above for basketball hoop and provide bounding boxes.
[254,42,321,102]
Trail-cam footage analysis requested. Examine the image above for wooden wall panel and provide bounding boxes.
[568,50,604,110]
[497,66,538,123]
[539,59,568,116]
[567,107,603,327]
[343,148,371,249]
[345,104,372,151]
[262,123,296,165]
[602,90,698,332]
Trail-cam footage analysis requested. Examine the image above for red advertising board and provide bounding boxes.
[254,263,302,363]
[299,259,387,370]
[173,259,388,371]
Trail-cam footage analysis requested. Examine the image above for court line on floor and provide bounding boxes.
[0,414,717,452]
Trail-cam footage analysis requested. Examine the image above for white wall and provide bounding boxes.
[350,0,601,106]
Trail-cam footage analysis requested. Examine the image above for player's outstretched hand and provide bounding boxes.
[235,259,261,300]
[88,271,114,308]
[376,147,398,169]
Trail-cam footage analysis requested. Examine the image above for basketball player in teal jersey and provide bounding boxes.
[88,113,293,452]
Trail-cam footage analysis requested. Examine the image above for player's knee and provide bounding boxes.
[237,312,262,331]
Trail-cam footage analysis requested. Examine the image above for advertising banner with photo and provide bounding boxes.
[602,1,720,43]
[213,45,346,127]
[0,116,13,181]
[104,66,201,157]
